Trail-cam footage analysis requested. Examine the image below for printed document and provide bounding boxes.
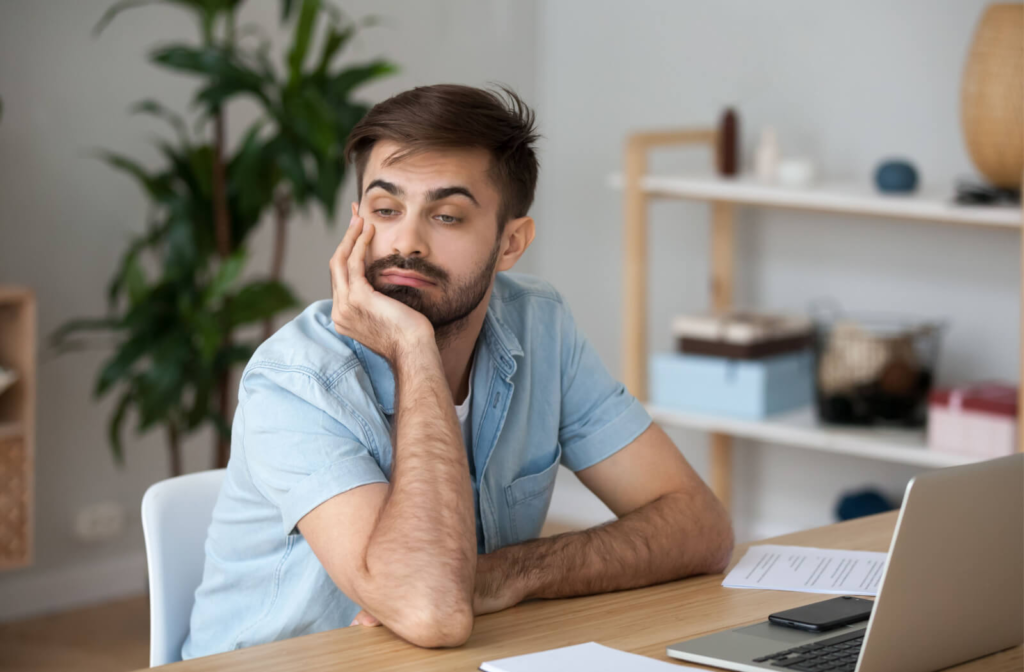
[722,544,887,596]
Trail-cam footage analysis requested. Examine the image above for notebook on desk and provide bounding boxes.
[480,642,698,672]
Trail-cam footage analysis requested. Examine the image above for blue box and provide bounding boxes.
[649,351,813,419]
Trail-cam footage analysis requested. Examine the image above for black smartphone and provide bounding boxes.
[768,596,874,633]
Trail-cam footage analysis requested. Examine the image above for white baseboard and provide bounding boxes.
[0,550,148,622]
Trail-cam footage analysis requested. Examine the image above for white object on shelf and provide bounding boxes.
[606,172,1022,228]
[928,384,1018,459]
[754,127,779,183]
[929,407,1016,458]
[777,157,816,188]
[671,312,812,344]
[647,403,981,469]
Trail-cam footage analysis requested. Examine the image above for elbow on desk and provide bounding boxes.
[389,597,475,648]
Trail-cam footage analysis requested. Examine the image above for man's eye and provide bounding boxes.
[435,214,460,224]
[374,209,399,217]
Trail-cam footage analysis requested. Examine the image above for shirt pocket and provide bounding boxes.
[503,443,562,544]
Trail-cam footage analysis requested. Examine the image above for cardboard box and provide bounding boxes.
[649,351,813,419]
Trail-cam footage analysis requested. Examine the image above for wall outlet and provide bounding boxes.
[74,501,125,542]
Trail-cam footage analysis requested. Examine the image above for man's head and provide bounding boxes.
[344,84,539,338]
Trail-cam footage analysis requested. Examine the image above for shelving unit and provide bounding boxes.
[614,127,1023,510]
[0,286,36,570]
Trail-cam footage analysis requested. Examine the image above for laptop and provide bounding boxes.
[667,452,1024,672]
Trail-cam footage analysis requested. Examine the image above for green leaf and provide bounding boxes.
[185,379,212,430]
[327,60,397,102]
[124,255,149,305]
[151,45,268,109]
[280,0,297,22]
[130,98,190,146]
[225,280,299,327]
[203,249,246,305]
[96,151,171,201]
[49,317,123,350]
[287,0,320,86]
[93,0,161,36]
[314,23,354,78]
[96,335,153,397]
[108,389,134,465]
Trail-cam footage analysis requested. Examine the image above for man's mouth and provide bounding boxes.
[379,269,437,288]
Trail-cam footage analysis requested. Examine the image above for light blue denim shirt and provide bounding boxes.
[182,272,652,659]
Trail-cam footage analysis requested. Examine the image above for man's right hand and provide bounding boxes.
[329,208,435,363]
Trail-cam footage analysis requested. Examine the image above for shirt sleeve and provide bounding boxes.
[557,298,653,472]
[240,367,389,536]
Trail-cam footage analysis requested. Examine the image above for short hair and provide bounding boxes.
[344,83,540,230]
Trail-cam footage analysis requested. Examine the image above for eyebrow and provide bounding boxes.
[364,179,480,208]
[426,186,479,207]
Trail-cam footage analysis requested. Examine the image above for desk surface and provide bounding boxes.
[154,512,1022,671]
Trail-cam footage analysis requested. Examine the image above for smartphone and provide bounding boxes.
[768,596,874,633]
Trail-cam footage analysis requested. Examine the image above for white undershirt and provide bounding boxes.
[454,359,474,443]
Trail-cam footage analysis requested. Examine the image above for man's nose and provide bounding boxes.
[387,214,430,258]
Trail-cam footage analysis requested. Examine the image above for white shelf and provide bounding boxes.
[607,172,1021,229]
[647,404,983,469]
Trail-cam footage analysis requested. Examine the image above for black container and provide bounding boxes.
[812,316,944,428]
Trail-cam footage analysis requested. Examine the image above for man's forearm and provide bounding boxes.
[476,489,733,610]
[361,342,477,640]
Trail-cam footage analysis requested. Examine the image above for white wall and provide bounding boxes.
[536,0,1020,540]
[0,0,537,620]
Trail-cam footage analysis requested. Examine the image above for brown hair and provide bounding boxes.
[344,84,540,230]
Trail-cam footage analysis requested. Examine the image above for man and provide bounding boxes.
[182,84,733,659]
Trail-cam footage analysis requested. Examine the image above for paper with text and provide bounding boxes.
[723,544,888,596]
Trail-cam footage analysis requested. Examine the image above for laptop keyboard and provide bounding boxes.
[753,627,865,671]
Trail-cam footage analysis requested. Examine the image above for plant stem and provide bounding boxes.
[262,192,292,342]
[167,419,182,477]
[212,108,233,470]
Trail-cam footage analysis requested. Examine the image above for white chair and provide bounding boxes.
[141,468,225,667]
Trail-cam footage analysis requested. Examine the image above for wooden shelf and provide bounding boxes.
[617,128,1023,511]
[647,404,981,469]
[608,171,1022,229]
[0,421,23,441]
[0,285,35,571]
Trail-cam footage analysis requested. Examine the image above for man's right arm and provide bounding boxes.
[296,214,477,648]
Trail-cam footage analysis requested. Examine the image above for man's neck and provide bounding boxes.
[436,285,493,406]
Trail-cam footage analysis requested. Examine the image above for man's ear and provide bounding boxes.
[496,216,536,272]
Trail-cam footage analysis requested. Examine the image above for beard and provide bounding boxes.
[366,238,501,346]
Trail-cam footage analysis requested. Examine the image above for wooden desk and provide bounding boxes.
[152,512,1022,671]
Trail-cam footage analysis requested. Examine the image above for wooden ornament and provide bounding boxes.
[960,3,1024,189]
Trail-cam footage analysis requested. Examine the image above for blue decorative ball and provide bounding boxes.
[875,160,919,193]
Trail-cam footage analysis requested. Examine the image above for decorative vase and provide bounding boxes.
[960,3,1023,189]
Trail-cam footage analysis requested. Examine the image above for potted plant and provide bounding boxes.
[48,0,396,476]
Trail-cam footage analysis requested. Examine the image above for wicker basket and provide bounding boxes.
[0,434,30,568]
[814,316,944,427]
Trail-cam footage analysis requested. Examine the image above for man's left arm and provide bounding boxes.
[473,421,734,615]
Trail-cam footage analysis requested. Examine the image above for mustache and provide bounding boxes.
[366,254,449,284]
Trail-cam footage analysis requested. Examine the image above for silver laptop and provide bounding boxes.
[667,452,1024,672]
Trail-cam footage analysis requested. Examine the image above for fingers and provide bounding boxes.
[350,610,381,627]
[330,215,364,297]
[347,220,375,292]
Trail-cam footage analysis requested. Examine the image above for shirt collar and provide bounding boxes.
[348,296,524,416]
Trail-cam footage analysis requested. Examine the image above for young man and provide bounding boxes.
[182,84,733,659]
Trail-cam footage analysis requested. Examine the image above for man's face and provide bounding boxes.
[357,140,503,332]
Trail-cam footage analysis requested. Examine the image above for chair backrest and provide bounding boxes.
[141,468,225,667]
